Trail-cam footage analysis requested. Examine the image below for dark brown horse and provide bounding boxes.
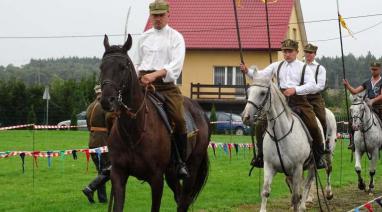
[99,34,210,212]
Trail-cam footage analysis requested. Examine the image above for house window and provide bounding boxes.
[213,66,243,85]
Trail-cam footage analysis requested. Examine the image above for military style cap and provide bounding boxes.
[304,43,318,53]
[370,62,381,68]
[281,39,299,50]
[94,85,101,94]
[149,0,169,15]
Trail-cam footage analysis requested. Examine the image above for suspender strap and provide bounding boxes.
[299,64,307,86]
[315,65,321,83]
[276,61,285,88]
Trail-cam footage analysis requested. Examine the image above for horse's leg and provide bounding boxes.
[368,149,378,194]
[165,168,181,203]
[325,153,333,200]
[149,174,164,212]
[354,150,366,191]
[111,168,128,212]
[300,166,315,211]
[291,166,303,212]
[260,163,276,212]
[178,152,209,212]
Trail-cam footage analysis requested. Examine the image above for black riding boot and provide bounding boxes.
[174,133,189,179]
[82,169,110,203]
[250,140,264,168]
[313,143,326,169]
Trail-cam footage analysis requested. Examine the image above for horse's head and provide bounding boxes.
[349,92,367,131]
[100,34,134,112]
[242,69,272,125]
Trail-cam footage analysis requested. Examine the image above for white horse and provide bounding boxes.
[241,72,336,212]
[306,108,337,205]
[350,92,382,194]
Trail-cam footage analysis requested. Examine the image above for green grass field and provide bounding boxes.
[0,130,378,211]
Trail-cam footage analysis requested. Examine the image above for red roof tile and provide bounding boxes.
[145,0,293,50]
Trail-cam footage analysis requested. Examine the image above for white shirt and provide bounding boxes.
[136,25,185,83]
[307,60,326,93]
[247,59,316,95]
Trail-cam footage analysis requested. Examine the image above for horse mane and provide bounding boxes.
[270,82,292,118]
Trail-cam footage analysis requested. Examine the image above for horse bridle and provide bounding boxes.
[247,84,271,119]
[351,102,375,133]
[101,53,147,118]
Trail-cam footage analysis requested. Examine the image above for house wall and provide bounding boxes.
[277,4,306,61]
[179,50,278,97]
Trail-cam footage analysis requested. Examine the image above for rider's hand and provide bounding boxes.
[283,88,296,97]
[240,63,248,74]
[140,73,157,86]
[343,79,349,88]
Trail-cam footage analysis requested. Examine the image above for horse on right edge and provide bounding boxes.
[350,92,382,194]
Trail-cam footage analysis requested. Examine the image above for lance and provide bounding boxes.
[231,0,257,173]
[264,0,273,63]
[231,0,248,99]
[336,0,350,186]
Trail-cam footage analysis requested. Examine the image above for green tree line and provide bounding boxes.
[0,53,380,126]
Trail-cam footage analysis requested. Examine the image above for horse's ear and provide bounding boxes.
[104,34,110,50]
[122,34,132,53]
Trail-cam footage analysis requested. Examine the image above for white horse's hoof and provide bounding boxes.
[326,191,333,200]
[260,209,267,212]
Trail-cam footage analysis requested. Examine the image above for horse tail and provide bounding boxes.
[189,151,209,204]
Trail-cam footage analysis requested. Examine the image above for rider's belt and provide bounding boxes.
[90,127,108,132]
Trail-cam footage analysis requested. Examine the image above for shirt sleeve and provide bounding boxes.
[163,32,186,83]
[361,80,368,89]
[315,65,326,92]
[135,37,143,75]
[248,62,276,80]
[295,65,316,95]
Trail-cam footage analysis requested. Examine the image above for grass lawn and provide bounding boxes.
[0,130,378,211]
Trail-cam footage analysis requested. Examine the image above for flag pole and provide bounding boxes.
[232,0,257,173]
[264,0,273,63]
[336,0,350,186]
[231,0,248,99]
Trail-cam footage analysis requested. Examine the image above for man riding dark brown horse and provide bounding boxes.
[99,32,210,211]
[136,0,188,179]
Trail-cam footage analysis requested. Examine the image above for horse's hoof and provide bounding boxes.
[326,192,333,200]
[358,182,366,190]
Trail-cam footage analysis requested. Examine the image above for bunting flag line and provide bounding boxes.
[339,14,355,38]
[347,196,382,212]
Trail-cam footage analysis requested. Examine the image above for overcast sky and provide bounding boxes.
[0,0,381,66]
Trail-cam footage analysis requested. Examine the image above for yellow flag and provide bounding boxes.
[260,0,278,4]
[339,14,355,38]
[236,0,241,7]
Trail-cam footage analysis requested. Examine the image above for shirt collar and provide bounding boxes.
[154,24,169,33]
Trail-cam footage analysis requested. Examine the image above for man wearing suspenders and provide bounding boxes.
[304,44,329,151]
[240,39,326,169]
[344,62,382,150]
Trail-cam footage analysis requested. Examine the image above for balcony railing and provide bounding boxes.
[190,83,248,99]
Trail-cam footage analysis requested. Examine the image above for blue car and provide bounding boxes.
[205,111,251,135]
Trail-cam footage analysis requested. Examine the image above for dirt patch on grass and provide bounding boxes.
[236,183,382,211]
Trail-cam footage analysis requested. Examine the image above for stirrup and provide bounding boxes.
[177,163,189,179]
[250,156,264,168]
[315,158,326,169]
